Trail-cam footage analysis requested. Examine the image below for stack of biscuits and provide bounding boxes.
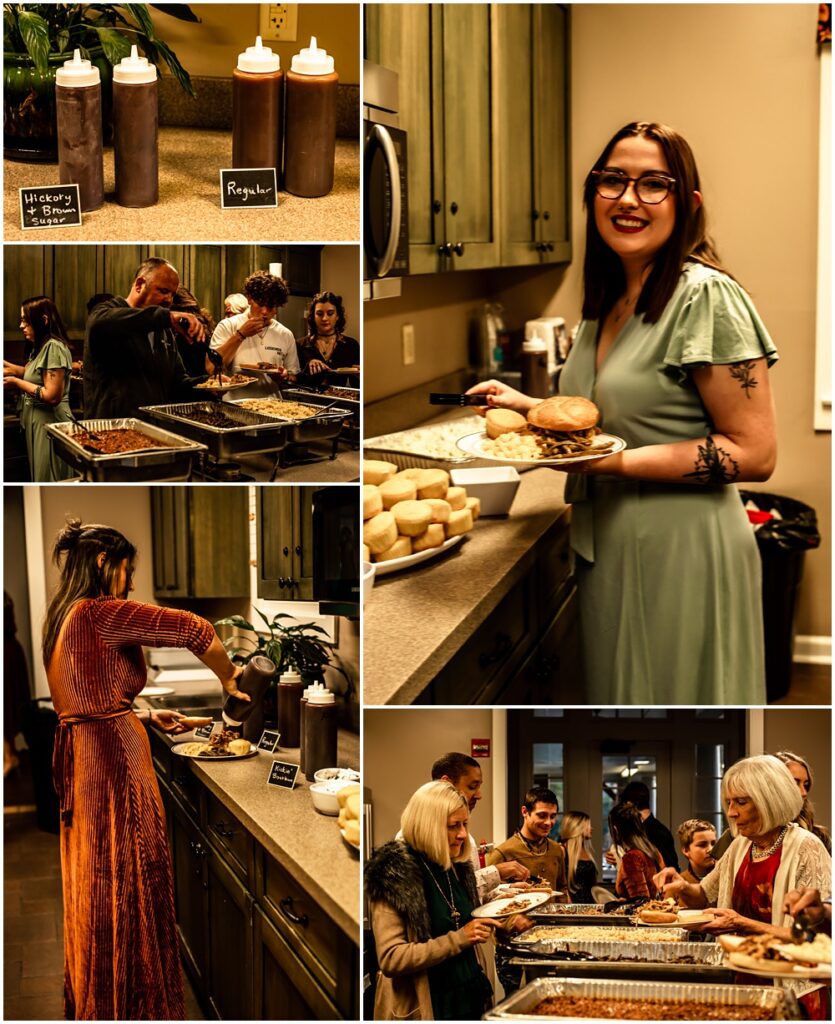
[362,460,480,563]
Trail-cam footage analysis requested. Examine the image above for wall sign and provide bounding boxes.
[20,185,82,229]
[471,739,491,758]
[258,729,281,753]
[267,761,299,789]
[219,168,278,209]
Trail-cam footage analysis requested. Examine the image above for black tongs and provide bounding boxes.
[429,392,489,406]
[789,911,816,945]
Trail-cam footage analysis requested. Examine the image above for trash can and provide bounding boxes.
[20,697,60,834]
[740,491,821,702]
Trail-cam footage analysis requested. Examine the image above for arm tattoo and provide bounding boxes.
[683,436,740,484]
[728,360,758,398]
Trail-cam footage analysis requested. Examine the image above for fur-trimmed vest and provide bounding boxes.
[365,840,480,939]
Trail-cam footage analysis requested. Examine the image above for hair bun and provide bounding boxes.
[54,517,84,551]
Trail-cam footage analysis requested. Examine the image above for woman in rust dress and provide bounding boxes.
[42,519,247,1020]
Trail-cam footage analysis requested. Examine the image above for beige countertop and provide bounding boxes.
[4,128,359,242]
[142,701,360,941]
[362,468,570,705]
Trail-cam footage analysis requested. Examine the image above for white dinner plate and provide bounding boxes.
[725,958,831,979]
[372,535,464,576]
[456,430,626,467]
[194,376,257,393]
[340,828,360,853]
[171,741,258,762]
[139,686,174,696]
[472,891,554,918]
[636,916,711,928]
[492,883,563,898]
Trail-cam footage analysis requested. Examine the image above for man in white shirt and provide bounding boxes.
[210,270,300,399]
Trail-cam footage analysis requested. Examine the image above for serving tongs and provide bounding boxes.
[602,895,648,915]
[509,945,597,962]
[429,392,489,406]
[788,910,816,945]
[66,411,103,451]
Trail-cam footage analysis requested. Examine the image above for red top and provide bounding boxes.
[731,845,783,923]
[616,848,661,899]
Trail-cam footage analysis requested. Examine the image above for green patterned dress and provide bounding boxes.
[559,263,778,704]
[20,338,74,481]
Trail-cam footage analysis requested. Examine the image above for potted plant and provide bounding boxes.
[4,3,198,161]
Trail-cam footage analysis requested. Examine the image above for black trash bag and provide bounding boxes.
[739,491,821,551]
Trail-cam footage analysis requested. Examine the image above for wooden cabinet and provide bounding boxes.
[206,847,255,1021]
[496,4,571,266]
[151,487,250,599]
[366,4,499,274]
[257,487,315,601]
[254,907,339,1020]
[171,799,209,993]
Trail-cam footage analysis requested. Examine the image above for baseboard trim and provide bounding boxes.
[793,635,831,664]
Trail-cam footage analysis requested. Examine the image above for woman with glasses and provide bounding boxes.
[469,121,777,705]
[42,518,247,1019]
[4,296,75,481]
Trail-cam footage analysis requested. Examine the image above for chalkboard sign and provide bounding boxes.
[20,185,82,230]
[219,168,278,209]
[267,761,299,789]
[194,722,218,740]
[258,729,281,753]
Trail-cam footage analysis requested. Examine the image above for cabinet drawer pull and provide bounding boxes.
[174,773,189,787]
[294,545,301,556]
[478,632,512,667]
[452,242,465,257]
[438,242,452,257]
[450,201,458,215]
[212,820,235,839]
[283,546,290,556]
[279,896,309,926]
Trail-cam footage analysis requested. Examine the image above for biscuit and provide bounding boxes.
[445,508,474,537]
[363,459,397,486]
[423,498,452,524]
[391,499,432,537]
[415,468,450,499]
[392,467,423,482]
[486,408,527,439]
[446,486,467,511]
[379,476,417,509]
[465,496,481,521]
[374,536,413,562]
[363,484,383,520]
[412,523,446,552]
[363,511,397,554]
[362,544,371,562]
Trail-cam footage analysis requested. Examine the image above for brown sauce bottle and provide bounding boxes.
[222,655,276,742]
[232,36,283,176]
[277,670,304,748]
[303,688,337,781]
[112,46,158,208]
[284,37,338,198]
[55,50,104,212]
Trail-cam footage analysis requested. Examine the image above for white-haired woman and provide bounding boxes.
[560,811,598,903]
[654,754,831,1018]
[365,780,499,1020]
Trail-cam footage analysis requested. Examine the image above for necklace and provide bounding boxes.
[515,828,548,854]
[316,335,336,359]
[420,857,461,923]
[750,824,788,860]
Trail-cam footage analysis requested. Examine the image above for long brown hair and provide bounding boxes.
[609,801,663,869]
[42,518,136,664]
[21,295,72,354]
[303,290,346,340]
[581,121,732,324]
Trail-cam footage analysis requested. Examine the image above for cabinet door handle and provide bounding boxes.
[546,242,555,252]
[450,201,458,215]
[174,773,189,787]
[279,897,309,926]
[478,633,513,667]
[283,546,289,556]
[452,242,465,257]
[294,545,301,555]
[212,820,235,839]
[438,242,452,257]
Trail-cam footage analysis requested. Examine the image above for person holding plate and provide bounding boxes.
[468,121,777,705]
[295,291,360,388]
[42,518,247,1019]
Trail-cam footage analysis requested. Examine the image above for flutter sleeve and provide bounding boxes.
[88,598,214,655]
[39,339,73,374]
[663,268,779,384]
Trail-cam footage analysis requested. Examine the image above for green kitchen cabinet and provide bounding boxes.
[366,3,499,274]
[151,487,250,599]
[496,4,571,266]
[257,487,315,601]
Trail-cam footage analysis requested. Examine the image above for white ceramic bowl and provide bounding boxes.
[314,767,360,784]
[449,466,521,516]
[362,560,376,605]
[309,782,341,815]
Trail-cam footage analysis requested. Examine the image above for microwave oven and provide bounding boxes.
[363,60,409,299]
[312,486,359,611]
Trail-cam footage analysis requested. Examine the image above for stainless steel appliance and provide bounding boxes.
[312,486,360,611]
[363,59,408,300]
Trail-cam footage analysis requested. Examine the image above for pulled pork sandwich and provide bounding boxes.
[526,396,600,456]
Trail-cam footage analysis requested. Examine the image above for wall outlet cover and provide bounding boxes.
[260,4,298,42]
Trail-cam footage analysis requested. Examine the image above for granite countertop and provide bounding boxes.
[363,467,570,705]
[4,127,359,242]
[140,695,360,941]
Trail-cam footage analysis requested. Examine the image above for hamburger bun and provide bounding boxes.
[486,408,528,439]
[527,396,599,432]
[638,910,679,924]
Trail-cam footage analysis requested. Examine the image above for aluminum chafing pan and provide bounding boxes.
[139,402,290,459]
[364,416,490,471]
[530,903,635,926]
[514,925,690,945]
[229,394,351,445]
[283,385,360,416]
[45,418,205,482]
[483,976,800,1020]
[510,938,724,963]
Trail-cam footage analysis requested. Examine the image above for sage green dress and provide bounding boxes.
[559,262,778,705]
[20,338,74,482]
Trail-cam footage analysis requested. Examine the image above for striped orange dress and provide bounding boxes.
[47,597,214,1020]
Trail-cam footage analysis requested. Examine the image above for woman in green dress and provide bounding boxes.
[469,122,777,704]
[4,296,75,482]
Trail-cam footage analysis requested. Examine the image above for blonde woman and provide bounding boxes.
[365,780,498,1020]
[775,750,832,855]
[560,811,598,903]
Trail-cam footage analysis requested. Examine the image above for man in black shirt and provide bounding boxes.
[620,780,680,870]
[83,257,208,419]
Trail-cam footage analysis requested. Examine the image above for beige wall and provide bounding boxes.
[759,708,831,832]
[151,4,359,84]
[321,244,361,341]
[365,3,830,641]
[364,708,495,848]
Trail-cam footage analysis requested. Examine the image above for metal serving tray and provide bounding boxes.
[139,402,289,460]
[46,418,206,482]
[229,393,352,446]
[284,385,360,416]
[484,976,800,1020]
[510,938,723,963]
[530,903,635,926]
[515,925,690,945]
[364,415,489,471]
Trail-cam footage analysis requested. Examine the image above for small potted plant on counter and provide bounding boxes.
[4,2,197,161]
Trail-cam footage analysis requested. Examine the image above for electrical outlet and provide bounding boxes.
[259,4,298,42]
[401,324,415,366]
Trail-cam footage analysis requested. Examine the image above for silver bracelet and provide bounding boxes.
[33,384,42,401]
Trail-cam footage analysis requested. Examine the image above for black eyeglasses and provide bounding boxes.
[591,170,676,204]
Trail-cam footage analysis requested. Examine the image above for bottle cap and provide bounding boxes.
[56,49,100,88]
[308,688,335,705]
[522,337,547,353]
[222,709,243,728]
[113,44,157,84]
[279,669,302,685]
[290,36,335,75]
[237,35,281,74]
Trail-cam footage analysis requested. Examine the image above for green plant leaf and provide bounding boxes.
[150,3,200,23]
[152,36,194,96]
[16,10,51,75]
[254,606,277,639]
[123,3,155,37]
[88,25,132,64]
[214,615,257,633]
